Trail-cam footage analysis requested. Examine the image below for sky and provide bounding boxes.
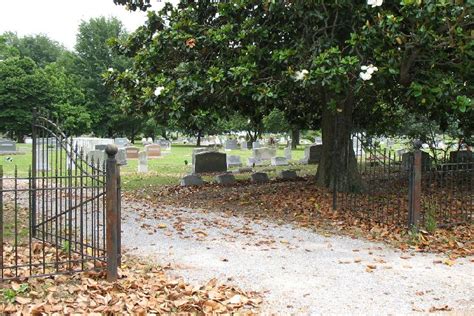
[0,0,176,50]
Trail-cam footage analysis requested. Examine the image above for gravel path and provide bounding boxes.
[122,199,474,314]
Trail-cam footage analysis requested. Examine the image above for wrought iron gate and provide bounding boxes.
[0,110,120,281]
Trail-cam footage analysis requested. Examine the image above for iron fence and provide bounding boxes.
[334,135,473,229]
[0,110,120,281]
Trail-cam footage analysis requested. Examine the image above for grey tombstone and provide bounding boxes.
[215,173,236,185]
[0,139,16,153]
[138,151,148,173]
[193,151,227,173]
[116,148,127,166]
[300,144,322,164]
[227,155,243,168]
[314,137,322,144]
[191,147,218,164]
[284,146,292,160]
[35,149,50,171]
[247,157,267,166]
[225,139,239,150]
[252,147,277,161]
[271,157,289,166]
[240,141,251,150]
[158,140,171,151]
[252,141,261,149]
[95,144,107,151]
[24,137,33,145]
[88,150,106,168]
[251,172,269,183]
[279,170,298,180]
[180,174,204,186]
[114,138,129,148]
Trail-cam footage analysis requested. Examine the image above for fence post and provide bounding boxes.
[408,149,422,228]
[105,144,119,282]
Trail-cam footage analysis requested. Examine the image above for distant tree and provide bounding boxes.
[75,17,131,137]
[0,57,53,140]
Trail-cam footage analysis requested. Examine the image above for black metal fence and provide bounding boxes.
[334,135,473,229]
[0,111,121,281]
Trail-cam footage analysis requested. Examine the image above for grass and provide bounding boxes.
[1,143,313,190]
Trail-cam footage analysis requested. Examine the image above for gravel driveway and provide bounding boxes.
[120,198,474,314]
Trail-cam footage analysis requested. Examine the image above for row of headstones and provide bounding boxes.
[192,144,323,174]
[180,170,299,186]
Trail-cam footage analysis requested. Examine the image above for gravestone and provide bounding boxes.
[279,170,297,180]
[0,139,16,153]
[35,149,50,171]
[215,173,235,185]
[240,141,251,150]
[138,151,148,173]
[314,137,322,144]
[401,151,432,171]
[114,138,129,148]
[271,157,289,166]
[95,144,107,151]
[227,155,242,168]
[253,147,277,161]
[284,147,292,160]
[252,141,261,149]
[300,144,322,164]
[180,174,204,186]
[116,148,127,165]
[192,147,218,164]
[24,137,33,145]
[193,152,227,173]
[247,157,266,166]
[251,172,269,183]
[145,144,161,158]
[126,146,139,159]
[225,139,239,150]
[88,150,106,168]
[450,151,474,163]
[158,140,171,151]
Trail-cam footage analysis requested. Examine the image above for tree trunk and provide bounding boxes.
[291,129,300,149]
[196,130,202,147]
[315,92,364,192]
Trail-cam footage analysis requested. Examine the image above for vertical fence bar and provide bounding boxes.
[105,145,119,282]
[408,150,422,228]
[116,164,121,266]
[31,110,37,238]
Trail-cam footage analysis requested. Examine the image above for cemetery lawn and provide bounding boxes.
[1,143,313,189]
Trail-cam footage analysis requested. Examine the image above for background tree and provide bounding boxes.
[0,57,53,140]
[76,17,131,137]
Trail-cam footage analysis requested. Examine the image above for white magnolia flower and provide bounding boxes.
[360,64,378,81]
[367,0,383,7]
[366,64,378,75]
[294,69,309,81]
[154,86,165,96]
[359,72,372,81]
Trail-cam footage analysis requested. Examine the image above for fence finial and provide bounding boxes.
[105,144,118,158]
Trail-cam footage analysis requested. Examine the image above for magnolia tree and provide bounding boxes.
[112,0,472,191]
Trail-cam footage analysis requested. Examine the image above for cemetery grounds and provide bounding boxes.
[1,142,473,314]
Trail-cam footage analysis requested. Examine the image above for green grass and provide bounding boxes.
[1,143,314,190]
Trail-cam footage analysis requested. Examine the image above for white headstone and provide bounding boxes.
[138,151,148,173]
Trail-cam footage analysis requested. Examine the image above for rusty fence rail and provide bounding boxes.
[334,137,473,230]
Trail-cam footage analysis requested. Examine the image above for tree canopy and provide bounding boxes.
[109,0,473,191]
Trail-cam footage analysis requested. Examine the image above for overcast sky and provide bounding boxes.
[0,0,176,50]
